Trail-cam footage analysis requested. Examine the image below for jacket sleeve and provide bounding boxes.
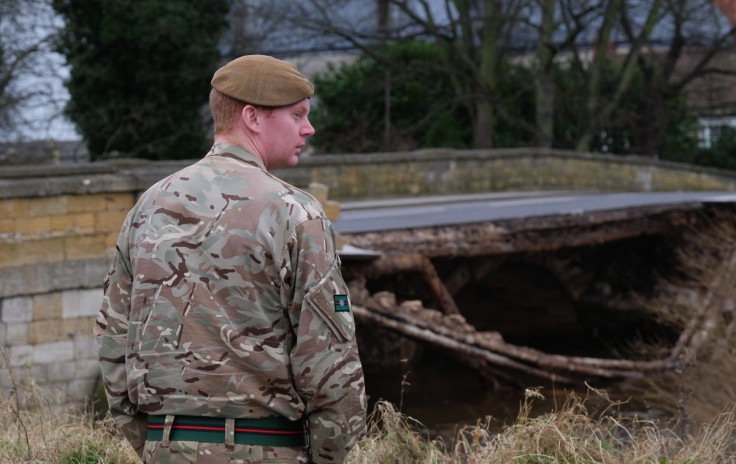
[285,217,367,463]
[94,219,148,457]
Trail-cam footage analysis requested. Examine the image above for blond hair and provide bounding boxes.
[210,88,246,135]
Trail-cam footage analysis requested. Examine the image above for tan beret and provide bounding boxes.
[211,55,314,107]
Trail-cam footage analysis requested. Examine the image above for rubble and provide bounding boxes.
[340,202,736,386]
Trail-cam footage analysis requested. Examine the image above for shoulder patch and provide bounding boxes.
[334,294,350,312]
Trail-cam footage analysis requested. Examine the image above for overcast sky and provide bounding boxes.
[22,57,79,141]
[2,1,79,142]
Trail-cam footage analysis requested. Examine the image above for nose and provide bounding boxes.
[302,118,315,137]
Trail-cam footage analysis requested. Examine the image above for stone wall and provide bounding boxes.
[1,148,735,405]
[291,148,736,199]
[0,192,134,403]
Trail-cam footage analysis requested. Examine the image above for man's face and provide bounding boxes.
[258,98,315,170]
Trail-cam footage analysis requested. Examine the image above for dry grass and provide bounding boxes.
[0,379,138,463]
[4,211,736,463]
[631,210,736,428]
[2,366,735,463]
[347,391,736,463]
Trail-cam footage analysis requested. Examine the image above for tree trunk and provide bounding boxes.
[473,0,498,149]
[533,0,556,148]
[577,0,662,152]
[473,100,494,148]
[576,0,621,152]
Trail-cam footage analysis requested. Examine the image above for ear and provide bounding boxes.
[241,105,261,132]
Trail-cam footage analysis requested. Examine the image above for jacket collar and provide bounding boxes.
[208,143,266,170]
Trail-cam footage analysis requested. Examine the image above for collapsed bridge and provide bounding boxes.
[334,191,736,387]
[2,148,736,404]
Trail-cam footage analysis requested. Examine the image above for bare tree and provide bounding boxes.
[624,0,736,156]
[386,0,533,149]
[227,0,736,156]
[0,0,68,141]
[277,0,536,149]
[224,0,377,58]
[525,0,612,148]
[552,0,735,155]
[223,1,298,58]
[572,0,664,152]
[522,0,734,154]
[533,0,557,147]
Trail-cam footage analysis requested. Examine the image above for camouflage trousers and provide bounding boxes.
[142,440,309,463]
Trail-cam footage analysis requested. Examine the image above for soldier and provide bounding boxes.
[95,55,367,463]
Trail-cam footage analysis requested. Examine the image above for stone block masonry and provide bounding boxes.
[0,189,134,405]
[1,148,735,408]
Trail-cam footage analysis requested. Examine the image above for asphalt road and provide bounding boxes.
[333,191,736,234]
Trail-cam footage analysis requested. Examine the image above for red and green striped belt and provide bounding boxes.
[147,415,309,447]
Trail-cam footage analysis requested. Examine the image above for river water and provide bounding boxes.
[362,346,666,444]
[356,259,685,442]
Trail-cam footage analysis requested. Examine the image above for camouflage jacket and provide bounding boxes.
[94,143,367,463]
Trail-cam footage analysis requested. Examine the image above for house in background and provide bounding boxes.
[685,51,736,149]
[691,0,736,148]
